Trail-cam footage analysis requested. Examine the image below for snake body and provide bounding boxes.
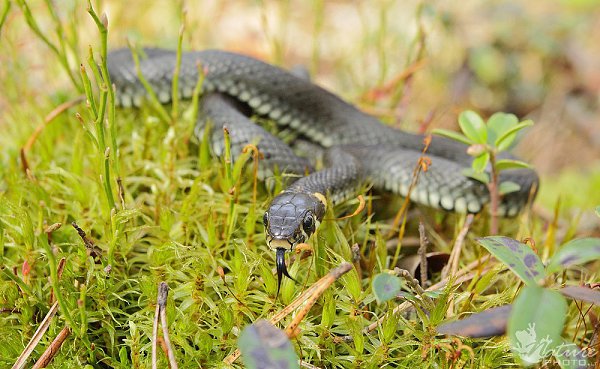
[107,48,539,291]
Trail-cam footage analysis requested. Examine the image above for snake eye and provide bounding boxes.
[263,212,269,227]
[302,213,315,234]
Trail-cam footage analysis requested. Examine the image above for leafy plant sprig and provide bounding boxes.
[440,236,600,368]
[433,111,533,234]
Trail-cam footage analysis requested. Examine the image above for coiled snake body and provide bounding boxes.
[107,48,538,291]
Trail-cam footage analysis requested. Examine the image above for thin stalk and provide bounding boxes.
[488,152,499,235]
[128,42,172,124]
[223,128,236,240]
[243,144,262,243]
[38,234,77,335]
[198,120,211,171]
[390,136,432,266]
[103,148,116,211]
[0,0,11,35]
[11,302,59,369]
[107,209,118,268]
[78,284,87,338]
[31,327,71,369]
[86,46,103,93]
[95,88,107,155]
[188,61,205,130]
[2,268,34,296]
[171,23,185,123]
[87,2,120,175]
[16,0,82,91]
[80,65,98,117]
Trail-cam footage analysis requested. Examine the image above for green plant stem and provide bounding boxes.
[95,87,108,152]
[38,234,77,334]
[223,128,236,240]
[128,43,172,124]
[104,148,116,211]
[489,151,499,235]
[187,61,206,140]
[0,0,11,35]
[16,0,82,91]
[2,267,34,296]
[87,1,120,175]
[78,284,88,338]
[80,65,98,118]
[171,23,184,123]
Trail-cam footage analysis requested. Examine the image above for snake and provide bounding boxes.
[107,48,539,293]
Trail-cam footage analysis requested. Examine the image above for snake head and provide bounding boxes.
[263,191,326,295]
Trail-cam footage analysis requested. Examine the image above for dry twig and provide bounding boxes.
[223,262,353,365]
[12,302,59,369]
[20,96,85,175]
[152,282,178,369]
[31,327,71,369]
[443,214,475,279]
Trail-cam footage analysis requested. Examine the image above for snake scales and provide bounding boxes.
[107,48,539,291]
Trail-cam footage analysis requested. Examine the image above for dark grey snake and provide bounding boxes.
[107,48,539,292]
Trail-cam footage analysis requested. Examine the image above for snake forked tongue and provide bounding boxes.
[276,248,297,296]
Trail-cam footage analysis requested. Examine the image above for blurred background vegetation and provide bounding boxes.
[3,0,600,227]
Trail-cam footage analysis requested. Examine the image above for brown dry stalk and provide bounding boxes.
[388,135,432,266]
[285,263,352,338]
[223,262,353,365]
[152,282,178,369]
[151,292,160,369]
[443,214,475,279]
[20,95,85,175]
[359,58,427,102]
[336,195,366,220]
[31,327,71,369]
[444,214,475,316]
[12,302,59,369]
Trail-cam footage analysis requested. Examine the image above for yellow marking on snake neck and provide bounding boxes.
[313,192,327,208]
[269,239,293,251]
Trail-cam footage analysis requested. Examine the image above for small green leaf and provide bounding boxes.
[546,237,600,273]
[372,273,402,304]
[472,152,490,173]
[495,159,532,171]
[239,320,299,369]
[487,112,518,146]
[476,236,545,285]
[495,120,534,151]
[462,168,490,184]
[342,268,362,302]
[595,206,600,217]
[458,110,487,143]
[498,181,521,195]
[432,128,473,145]
[508,286,567,365]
